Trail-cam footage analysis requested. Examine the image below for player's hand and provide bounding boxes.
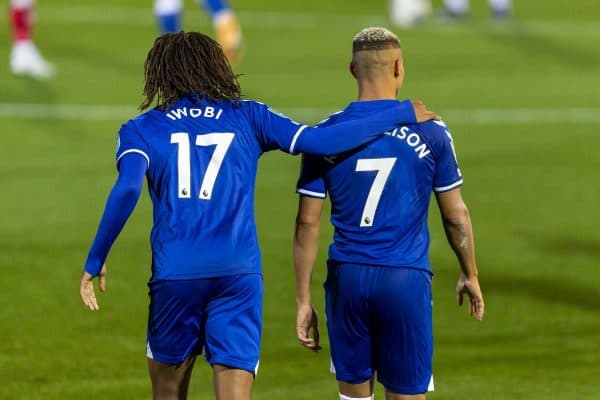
[80,264,107,311]
[296,303,321,352]
[456,273,484,321]
[412,100,441,122]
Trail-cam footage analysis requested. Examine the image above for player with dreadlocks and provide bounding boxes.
[79,31,438,399]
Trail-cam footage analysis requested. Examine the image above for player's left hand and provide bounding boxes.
[80,264,107,311]
[296,304,321,352]
[456,273,484,321]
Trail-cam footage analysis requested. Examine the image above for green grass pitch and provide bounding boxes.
[0,0,599,398]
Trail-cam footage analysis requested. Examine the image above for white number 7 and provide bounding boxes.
[170,132,235,200]
[355,157,396,227]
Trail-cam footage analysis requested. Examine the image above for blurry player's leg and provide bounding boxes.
[9,0,54,79]
[389,0,431,28]
[154,0,183,33]
[198,0,243,64]
[489,0,512,19]
[213,365,253,400]
[148,355,197,400]
[442,0,469,18]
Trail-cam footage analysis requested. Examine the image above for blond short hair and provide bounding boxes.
[352,27,401,53]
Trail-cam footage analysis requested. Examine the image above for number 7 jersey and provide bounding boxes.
[297,100,463,272]
[116,97,310,281]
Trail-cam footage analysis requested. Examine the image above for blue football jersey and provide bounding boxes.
[297,100,463,272]
[116,96,314,281]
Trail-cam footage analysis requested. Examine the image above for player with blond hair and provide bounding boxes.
[294,27,484,400]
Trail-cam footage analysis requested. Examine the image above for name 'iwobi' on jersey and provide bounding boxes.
[297,99,463,273]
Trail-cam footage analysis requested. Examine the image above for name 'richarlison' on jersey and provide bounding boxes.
[383,126,431,159]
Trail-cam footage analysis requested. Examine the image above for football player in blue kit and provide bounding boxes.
[79,32,439,400]
[294,27,484,400]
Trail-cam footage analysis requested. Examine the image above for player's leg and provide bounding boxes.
[442,0,469,18]
[325,263,376,399]
[213,364,254,400]
[9,0,54,79]
[371,268,434,400]
[204,273,263,400]
[148,355,197,400]
[154,0,183,33]
[488,0,512,19]
[197,0,242,64]
[389,0,432,28]
[146,279,212,399]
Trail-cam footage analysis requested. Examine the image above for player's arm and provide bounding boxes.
[292,100,439,155]
[294,196,325,352]
[435,188,484,321]
[79,154,147,311]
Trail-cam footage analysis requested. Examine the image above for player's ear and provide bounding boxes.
[394,59,401,78]
[349,61,357,79]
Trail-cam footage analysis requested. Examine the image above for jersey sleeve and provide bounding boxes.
[296,155,327,199]
[115,120,150,169]
[431,121,463,192]
[249,100,417,156]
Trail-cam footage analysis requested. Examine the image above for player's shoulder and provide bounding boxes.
[413,119,453,142]
[315,109,345,127]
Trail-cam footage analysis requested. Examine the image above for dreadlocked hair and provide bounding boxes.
[140,31,242,111]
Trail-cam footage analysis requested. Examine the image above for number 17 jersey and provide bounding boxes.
[116,97,310,282]
[297,100,463,273]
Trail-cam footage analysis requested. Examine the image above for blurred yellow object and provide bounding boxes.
[215,12,243,66]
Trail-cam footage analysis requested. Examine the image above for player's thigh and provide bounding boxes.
[147,279,211,365]
[204,273,263,375]
[147,354,197,399]
[371,268,433,396]
[325,263,374,384]
[213,364,253,400]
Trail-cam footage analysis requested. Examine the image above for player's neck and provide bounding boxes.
[356,80,397,101]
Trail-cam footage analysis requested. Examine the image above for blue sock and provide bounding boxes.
[157,13,181,33]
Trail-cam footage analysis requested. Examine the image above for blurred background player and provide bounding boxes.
[390,0,512,27]
[9,0,54,79]
[442,0,512,19]
[154,0,243,64]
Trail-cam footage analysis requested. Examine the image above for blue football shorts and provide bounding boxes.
[325,262,434,395]
[146,273,263,375]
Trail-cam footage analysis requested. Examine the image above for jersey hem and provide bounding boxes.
[297,188,326,199]
[433,179,463,192]
[116,149,150,167]
[149,268,262,282]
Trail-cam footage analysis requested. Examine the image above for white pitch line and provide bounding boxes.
[1,103,600,124]
[0,5,597,37]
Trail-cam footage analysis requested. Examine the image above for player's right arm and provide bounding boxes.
[430,121,484,320]
[252,100,438,156]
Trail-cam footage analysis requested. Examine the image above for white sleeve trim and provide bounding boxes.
[433,179,463,192]
[297,188,326,198]
[289,125,308,154]
[116,149,150,167]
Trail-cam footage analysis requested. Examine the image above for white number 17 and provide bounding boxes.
[170,132,235,200]
[355,157,396,227]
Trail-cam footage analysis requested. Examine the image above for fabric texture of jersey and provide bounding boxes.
[113,96,416,281]
[297,100,463,272]
[146,274,262,372]
[325,262,434,394]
